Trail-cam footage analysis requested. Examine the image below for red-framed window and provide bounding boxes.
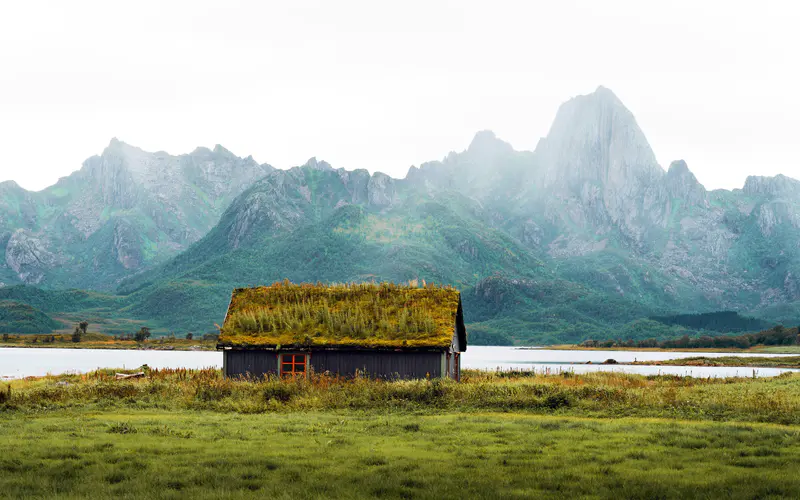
[280,353,308,378]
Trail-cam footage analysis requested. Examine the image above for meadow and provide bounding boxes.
[2,369,800,499]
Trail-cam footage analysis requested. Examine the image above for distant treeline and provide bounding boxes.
[648,311,771,333]
[582,325,799,349]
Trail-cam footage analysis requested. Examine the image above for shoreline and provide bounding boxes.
[535,344,800,354]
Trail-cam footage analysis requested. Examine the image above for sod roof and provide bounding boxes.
[218,281,466,350]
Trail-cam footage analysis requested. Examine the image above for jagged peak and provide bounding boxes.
[667,160,689,174]
[537,86,659,184]
[101,137,142,157]
[0,179,22,190]
[301,157,334,171]
[664,159,707,203]
[213,144,234,156]
[743,174,800,197]
[467,130,514,156]
[592,85,621,102]
[190,146,213,155]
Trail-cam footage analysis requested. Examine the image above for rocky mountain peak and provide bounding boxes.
[665,160,707,206]
[302,157,334,171]
[536,86,661,188]
[0,180,22,191]
[667,160,690,176]
[467,130,514,157]
[743,174,800,198]
[213,144,235,157]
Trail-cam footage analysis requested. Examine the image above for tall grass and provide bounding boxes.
[221,280,456,347]
[4,369,799,425]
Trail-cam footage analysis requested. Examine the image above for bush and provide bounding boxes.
[0,385,10,404]
[263,383,297,403]
[194,380,233,402]
[542,392,571,410]
[134,327,151,342]
[107,422,137,434]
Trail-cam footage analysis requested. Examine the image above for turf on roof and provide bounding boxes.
[218,281,461,348]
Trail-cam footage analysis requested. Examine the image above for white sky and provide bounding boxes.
[1,0,798,192]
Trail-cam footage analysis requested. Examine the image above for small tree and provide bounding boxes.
[134,327,151,342]
[79,321,89,335]
[71,326,83,343]
[185,332,193,340]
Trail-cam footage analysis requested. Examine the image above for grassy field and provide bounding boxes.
[2,369,800,498]
[2,410,799,499]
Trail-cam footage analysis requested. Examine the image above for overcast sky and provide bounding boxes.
[1,0,798,192]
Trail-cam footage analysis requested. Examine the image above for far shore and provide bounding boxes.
[534,344,800,354]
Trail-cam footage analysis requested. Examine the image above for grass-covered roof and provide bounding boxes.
[218,281,465,349]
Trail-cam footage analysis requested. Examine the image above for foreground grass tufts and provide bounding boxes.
[3,368,800,425]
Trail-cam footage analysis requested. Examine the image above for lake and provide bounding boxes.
[1,345,798,379]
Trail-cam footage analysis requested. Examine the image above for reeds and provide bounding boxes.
[4,369,799,425]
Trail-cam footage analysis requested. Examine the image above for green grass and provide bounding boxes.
[1,410,799,499]
[3,370,800,498]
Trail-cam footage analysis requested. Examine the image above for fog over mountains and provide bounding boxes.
[2,87,799,343]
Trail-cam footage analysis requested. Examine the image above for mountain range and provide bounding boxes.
[2,86,799,344]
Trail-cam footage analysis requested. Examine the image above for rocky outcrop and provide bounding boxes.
[665,160,708,208]
[112,220,143,270]
[4,230,58,284]
[743,174,800,198]
[367,172,396,207]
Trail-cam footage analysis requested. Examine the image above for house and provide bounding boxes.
[217,281,467,380]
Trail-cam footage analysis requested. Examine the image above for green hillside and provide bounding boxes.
[0,301,61,333]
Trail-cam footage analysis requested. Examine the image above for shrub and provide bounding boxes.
[263,383,297,403]
[107,422,137,434]
[134,327,151,342]
[542,392,571,410]
[194,380,233,402]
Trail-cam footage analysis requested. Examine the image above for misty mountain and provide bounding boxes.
[0,140,272,290]
[3,86,800,343]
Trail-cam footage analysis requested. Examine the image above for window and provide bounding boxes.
[280,353,307,378]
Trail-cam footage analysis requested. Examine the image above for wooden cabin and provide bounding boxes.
[217,281,467,380]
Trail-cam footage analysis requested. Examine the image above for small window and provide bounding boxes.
[280,354,308,378]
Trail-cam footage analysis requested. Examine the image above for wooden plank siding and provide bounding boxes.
[224,350,278,378]
[311,350,444,379]
[223,349,452,379]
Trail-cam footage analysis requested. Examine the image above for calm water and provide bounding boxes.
[1,346,797,379]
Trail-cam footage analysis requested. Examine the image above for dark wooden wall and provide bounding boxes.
[311,350,444,379]
[223,349,453,379]
[224,350,277,377]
